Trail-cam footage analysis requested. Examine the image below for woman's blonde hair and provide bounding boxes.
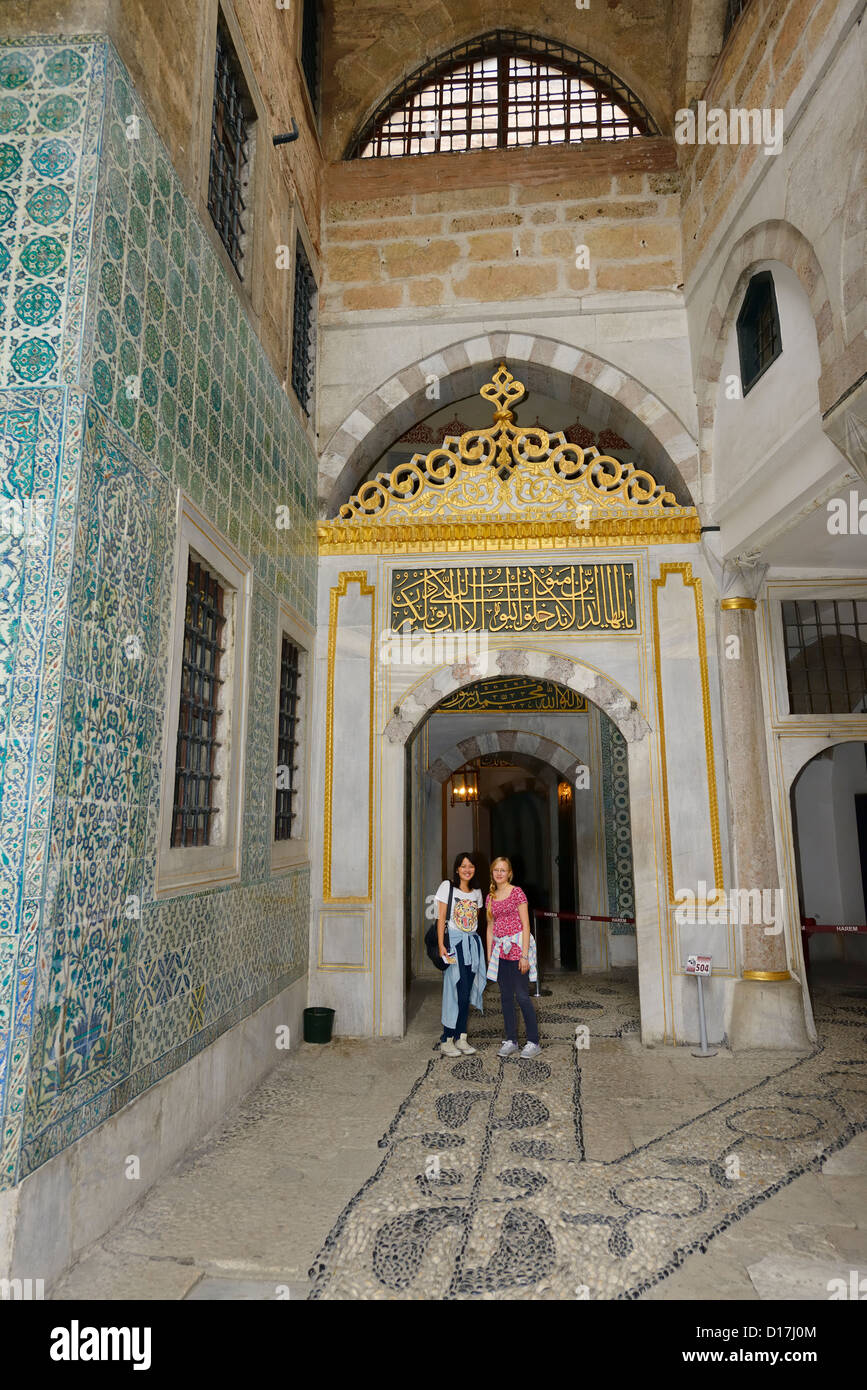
[489,856,514,895]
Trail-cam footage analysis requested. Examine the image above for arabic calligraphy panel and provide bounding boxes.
[390,564,637,634]
[437,678,587,713]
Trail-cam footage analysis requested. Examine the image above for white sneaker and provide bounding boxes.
[439,1039,461,1057]
[520,1041,542,1058]
[498,1040,519,1057]
[454,1034,476,1054]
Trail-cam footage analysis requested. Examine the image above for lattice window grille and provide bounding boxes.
[208,15,255,276]
[171,557,227,847]
[350,31,656,159]
[275,637,302,840]
[783,599,867,715]
[301,0,322,117]
[291,234,317,416]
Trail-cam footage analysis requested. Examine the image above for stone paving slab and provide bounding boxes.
[307,978,867,1300]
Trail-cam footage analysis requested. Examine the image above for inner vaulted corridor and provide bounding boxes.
[0,0,865,1324]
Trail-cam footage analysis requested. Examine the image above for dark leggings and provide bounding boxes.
[441,953,473,1040]
[498,958,539,1044]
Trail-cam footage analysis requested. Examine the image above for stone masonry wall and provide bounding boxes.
[323,143,683,312]
[678,0,844,282]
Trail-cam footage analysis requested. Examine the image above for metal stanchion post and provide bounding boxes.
[691,972,717,1058]
[531,912,552,996]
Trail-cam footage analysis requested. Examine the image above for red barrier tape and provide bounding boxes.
[801,921,867,934]
[533,909,636,925]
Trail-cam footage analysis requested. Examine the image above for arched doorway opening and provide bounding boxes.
[790,740,867,993]
[402,673,641,1020]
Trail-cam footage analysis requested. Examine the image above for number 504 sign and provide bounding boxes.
[686,954,712,975]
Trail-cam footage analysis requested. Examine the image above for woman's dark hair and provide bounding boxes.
[452,851,477,887]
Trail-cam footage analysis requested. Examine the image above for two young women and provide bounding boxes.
[434,852,541,1059]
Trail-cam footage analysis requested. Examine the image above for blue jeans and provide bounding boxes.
[498,958,539,1044]
[441,952,473,1039]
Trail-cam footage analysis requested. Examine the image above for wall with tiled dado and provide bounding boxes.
[0,36,316,1189]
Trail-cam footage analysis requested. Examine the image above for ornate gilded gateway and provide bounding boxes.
[319,364,700,553]
[391,561,636,633]
[437,677,588,713]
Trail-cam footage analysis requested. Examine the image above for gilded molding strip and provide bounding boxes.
[324,571,376,903]
[318,515,702,555]
[742,970,791,981]
[651,563,724,903]
[720,597,757,610]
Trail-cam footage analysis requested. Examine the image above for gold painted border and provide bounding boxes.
[317,908,370,971]
[651,563,724,903]
[318,514,701,555]
[324,571,376,902]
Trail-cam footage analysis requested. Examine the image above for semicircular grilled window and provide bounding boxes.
[347,30,658,159]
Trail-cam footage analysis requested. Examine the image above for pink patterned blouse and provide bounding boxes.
[485,886,528,961]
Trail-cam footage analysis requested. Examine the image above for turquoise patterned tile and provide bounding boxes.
[1,36,314,1189]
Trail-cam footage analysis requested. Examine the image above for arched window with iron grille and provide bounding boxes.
[346,30,658,160]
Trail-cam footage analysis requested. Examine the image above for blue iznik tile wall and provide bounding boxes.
[0,36,315,1188]
[600,715,635,935]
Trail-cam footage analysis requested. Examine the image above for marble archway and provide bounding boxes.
[375,645,666,1043]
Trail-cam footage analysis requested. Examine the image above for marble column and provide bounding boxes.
[718,562,809,1048]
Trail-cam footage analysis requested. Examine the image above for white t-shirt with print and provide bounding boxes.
[435,880,483,935]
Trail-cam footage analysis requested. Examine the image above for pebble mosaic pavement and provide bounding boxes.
[308,976,867,1299]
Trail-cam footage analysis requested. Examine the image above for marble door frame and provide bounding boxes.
[377,649,670,1044]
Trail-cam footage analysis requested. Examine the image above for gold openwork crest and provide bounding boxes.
[320,364,698,553]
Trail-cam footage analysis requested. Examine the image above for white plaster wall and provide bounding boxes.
[711,262,849,557]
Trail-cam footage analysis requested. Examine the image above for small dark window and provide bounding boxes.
[301,0,322,118]
[171,557,226,847]
[275,637,302,840]
[783,599,867,715]
[723,0,755,44]
[736,271,782,394]
[208,13,256,277]
[291,234,317,416]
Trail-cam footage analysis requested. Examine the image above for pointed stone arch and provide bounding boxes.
[320,332,698,516]
[427,728,589,786]
[384,645,652,746]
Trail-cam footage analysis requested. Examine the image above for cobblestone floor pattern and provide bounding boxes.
[308,976,867,1300]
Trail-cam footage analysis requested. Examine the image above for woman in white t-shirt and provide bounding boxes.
[435,851,487,1058]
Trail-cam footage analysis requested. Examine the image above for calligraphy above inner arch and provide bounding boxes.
[437,677,588,713]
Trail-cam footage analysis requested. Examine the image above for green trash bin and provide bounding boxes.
[303,1006,335,1043]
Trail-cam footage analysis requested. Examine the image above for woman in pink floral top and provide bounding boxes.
[485,857,541,1058]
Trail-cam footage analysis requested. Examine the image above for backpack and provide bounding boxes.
[424,883,454,972]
